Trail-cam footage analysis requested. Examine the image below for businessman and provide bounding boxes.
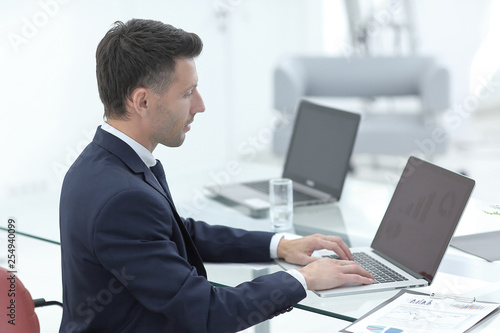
[59,19,373,333]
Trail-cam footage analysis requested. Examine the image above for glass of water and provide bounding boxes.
[269,178,293,232]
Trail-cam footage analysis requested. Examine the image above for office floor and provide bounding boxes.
[3,110,500,332]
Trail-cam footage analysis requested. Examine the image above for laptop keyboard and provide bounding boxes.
[323,252,408,284]
[245,181,319,203]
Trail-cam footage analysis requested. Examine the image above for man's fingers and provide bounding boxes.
[295,254,320,266]
[346,274,375,285]
[313,235,353,260]
[334,261,374,286]
[302,256,320,265]
[316,237,353,260]
[299,258,374,290]
[339,260,373,278]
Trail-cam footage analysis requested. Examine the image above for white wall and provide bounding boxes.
[1,0,497,204]
[0,0,324,201]
[414,0,492,108]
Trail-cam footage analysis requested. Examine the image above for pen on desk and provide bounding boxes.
[430,292,476,303]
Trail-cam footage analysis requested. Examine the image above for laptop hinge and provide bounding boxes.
[371,249,429,282]
[292,182,333,200]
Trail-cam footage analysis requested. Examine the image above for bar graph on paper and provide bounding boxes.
[366,326,403,333]
[450,303,486,310]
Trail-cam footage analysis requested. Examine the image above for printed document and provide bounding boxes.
[341,290,499,333]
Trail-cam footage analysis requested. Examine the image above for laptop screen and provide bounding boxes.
[282,100,360,198]
[371,156,475,282]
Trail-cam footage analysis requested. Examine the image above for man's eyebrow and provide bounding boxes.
[183,83,198,92]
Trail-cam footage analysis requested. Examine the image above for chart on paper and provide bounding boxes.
[379,306,470,330]
[342,290,500,333]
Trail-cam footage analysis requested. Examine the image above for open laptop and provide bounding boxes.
[277,156,475,297]
[207,99,360,213]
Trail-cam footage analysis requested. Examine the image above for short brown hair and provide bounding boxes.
[96,19,203,119]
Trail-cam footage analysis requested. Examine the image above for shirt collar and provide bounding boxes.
[101,122,157,168]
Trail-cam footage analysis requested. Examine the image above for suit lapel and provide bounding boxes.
[145,168,170,201]
[93,126,207,278]
[93,126,169,200]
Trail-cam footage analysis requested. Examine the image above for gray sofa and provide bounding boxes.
[272,56,451,157]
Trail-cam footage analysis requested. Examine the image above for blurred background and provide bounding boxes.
[1,0,499,206]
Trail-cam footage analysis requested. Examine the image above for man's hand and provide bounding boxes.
[276,233,373,290]
[298,258,374,290]
[277,233,353,266]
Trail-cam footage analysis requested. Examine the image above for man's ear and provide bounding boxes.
[127,87,151,118]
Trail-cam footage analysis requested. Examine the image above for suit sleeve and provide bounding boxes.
[94,188,306,332]
[182,217,275,263]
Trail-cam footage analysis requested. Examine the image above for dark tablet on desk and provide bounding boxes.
[451,231,500,262]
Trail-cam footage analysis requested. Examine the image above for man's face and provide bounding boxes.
[149,58,205,148]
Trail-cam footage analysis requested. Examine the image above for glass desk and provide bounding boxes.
[2,176,500,332]
[180,177,500,331]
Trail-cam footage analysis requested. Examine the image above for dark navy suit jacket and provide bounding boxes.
[59,127,305,332]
